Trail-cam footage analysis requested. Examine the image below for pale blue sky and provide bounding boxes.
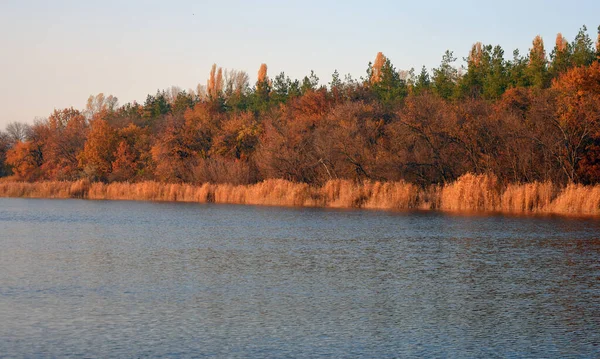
[1,0,599,128]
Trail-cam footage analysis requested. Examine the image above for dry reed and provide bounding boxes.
[501,181,556,213]
[440,173,501,212]
[1,174,598,216]
[549,183,600,216]
[0,179,91,199]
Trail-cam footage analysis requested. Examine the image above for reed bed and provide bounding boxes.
[549,183,600,215]
[88,181,215,202]
[500,181,556,213]
[1,174,598,216]
[440,173,502,212]
[0,179,91,199]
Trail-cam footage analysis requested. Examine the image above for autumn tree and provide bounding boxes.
[224,69,249,96]
[255,112,322,183]
[5,141,44,181]
[4,119,48,180]
[223,69,250,109]
[110,124,152,182]
[490,88,554,182]
[151,115,198,183]
[78,119,118,181]
[256,63,270,102]
[5,122,30,144]
[370,52,386,84]
[164,86,183,105]
[212,111,261,160]
[42,108,88,180]
[85,93,118,120]
[184,102,221,157]
[390,93,464,184]
[551,62,600,183]
[453,98,500,176]
[207,64,224,100]
[319,102,390,182]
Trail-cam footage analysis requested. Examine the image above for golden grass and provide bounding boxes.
[0,174,598,216]
[88,181,215,202]
[440,173,501,212]
[320,180,419,209]
[0,179,92,199]
[501,181,556,213]
[549,183,600,215]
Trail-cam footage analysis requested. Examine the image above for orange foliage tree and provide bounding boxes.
[78,119,118,182]
[5,141,44,181]
[370,52,386,83]
[551,62,600,183]
[42,108,88,180]
[110,124,152,182]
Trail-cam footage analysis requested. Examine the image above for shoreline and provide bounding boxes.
[0,174,598,217]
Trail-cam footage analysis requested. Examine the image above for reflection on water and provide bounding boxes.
[1,198,599,357]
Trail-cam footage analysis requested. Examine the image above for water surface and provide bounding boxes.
[1,198,599,358]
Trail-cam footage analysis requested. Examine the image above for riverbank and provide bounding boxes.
[0,174,598,216]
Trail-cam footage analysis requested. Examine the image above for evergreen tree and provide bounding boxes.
[172,91,196,115]
[413,66,431,94]
[330,70,342,90]
[288,78,302,99]
[571,25,595,67]
[143,91,171,119]
[272,72,290,104]
[483,45,508,98]
[330,69,344,101]
[432,50,458,100]
[526,35,549,88]
[507,49,528,88]
[456,42,489,98]
[300,70,319,94]
[549,33,572,79]
[372,57,407,105]
[252,63,271,111]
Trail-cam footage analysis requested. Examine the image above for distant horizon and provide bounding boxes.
[1,0,599,128]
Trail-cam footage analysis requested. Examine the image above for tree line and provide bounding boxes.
[1,25,599,187]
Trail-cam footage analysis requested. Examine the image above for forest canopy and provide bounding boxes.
[1,25,600,187]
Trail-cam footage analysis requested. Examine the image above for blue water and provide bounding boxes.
[1,198,599,358]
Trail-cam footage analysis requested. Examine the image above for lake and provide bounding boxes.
[1,198,599,358]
